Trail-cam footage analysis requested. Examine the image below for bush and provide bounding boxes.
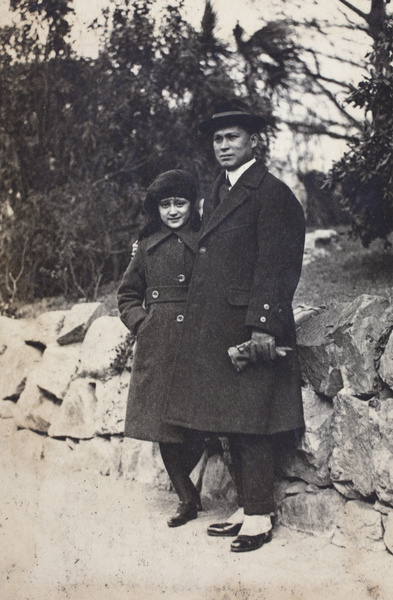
[330,19,393,247]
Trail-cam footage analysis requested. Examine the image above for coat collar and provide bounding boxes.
[201,160,268,241]
[146,225,199,253]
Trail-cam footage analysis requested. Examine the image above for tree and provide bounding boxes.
[94,0,272,194]
[0,0,274,305]
[329,14,393,246]
[4,0,390,306]
[9,0,75,59]
[0,0,145,305]
[337,0,390,39]
[225,0,390,181]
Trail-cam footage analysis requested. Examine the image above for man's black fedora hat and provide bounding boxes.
[199,99,267,134]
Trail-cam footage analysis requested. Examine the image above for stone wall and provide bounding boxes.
[2,294,393,553]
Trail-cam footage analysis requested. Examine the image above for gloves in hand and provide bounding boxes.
[250,330,276,363]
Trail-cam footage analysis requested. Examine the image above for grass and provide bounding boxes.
[294,227,393,308]
[11,226,393,319]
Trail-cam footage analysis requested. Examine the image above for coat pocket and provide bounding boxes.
[220,222,253,235]
[228,287,251,306]
[136,309,155,337]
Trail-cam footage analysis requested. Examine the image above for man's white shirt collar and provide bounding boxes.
[226,158,256,188]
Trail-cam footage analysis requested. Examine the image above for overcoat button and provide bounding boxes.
[177,274,186,283]
[263,304,270,310]
[152,290,159,299]
[176,315,184,322]
[260,316,267,323]
[199,247,207,254]
[177,238,183,244]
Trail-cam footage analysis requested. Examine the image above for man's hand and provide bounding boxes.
[250,330,276,364]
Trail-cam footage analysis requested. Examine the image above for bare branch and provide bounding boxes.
[68,260,88,298]
[299,48,354,90]
[337,0,368,22]
[92,272,103,300]
[7,237,28,304]
[315,73,354,91]
[302,47,366,69]
[299,60,363,127]
[283,120,356,140]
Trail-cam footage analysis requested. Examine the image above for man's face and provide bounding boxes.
[213,126,257,171]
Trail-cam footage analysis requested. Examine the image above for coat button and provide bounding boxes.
[176,314,184,322]
[263,304,270,310]
[199,246,207,254]
[177,274,186,283]
[260,316,267,323]
[177,238,183,244]
[152,290,159,299]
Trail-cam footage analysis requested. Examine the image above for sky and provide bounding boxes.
[0,0,376,57]
[68,0,269,56]
[68,0,375,57]
[0,0,384,184]
[4,0,371,110]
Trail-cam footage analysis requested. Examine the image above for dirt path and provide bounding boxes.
[1,419,392,600]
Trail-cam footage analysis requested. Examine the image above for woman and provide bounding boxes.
[118,170,205,527]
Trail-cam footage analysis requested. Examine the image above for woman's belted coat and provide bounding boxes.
[118,226,199,443]
[164,160,306,435]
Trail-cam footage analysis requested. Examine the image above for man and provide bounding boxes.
[164,99,306,552]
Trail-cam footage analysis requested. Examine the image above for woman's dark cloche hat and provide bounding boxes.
[144,170,198,214]
[199,99,267,134]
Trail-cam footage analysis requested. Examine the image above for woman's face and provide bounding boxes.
[158,197,191,229]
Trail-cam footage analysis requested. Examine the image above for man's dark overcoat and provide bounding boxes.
[118,227,199,443]
[164,160,306,435]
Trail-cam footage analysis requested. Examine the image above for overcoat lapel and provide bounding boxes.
[201,160,268,241]
[146,229,172,251]
[146,227,199,253]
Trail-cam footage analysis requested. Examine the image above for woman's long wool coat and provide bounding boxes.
[118,227,199,443]
[164,160,306,435]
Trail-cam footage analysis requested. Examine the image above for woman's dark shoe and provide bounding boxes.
[190,493,203,512]
[230,529,273,553]
[207,522,243,537]
[167,502,198,527]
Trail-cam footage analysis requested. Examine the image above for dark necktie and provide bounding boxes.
[219,175,231,203]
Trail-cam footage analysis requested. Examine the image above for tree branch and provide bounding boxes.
[6,236,28,304]
[283,120,356,140]
[302,47,366,69]
[337,0,368,22]
[299,61,363,128]
[68,260,88,298]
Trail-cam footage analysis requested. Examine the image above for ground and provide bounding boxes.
[3,230,393,599]
[1,419,392,600]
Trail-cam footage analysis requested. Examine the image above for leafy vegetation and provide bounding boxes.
[12,226,393,319]
[330,17,393,247]
[1,0,393,311]
[0,0,277,308]
[110,332,135,373]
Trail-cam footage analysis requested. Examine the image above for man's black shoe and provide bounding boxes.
[230,529,273,552]
[207,522,243,537]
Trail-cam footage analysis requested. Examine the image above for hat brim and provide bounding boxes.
[199,113,267,135]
